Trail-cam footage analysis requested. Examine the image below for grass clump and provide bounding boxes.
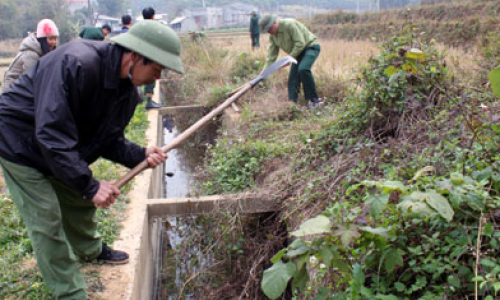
[202,138,285,194]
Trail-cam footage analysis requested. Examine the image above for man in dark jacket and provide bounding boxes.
[249,11,260,50]
[0,21,184,300]
[120,14,132,33]
[79,23,112,40]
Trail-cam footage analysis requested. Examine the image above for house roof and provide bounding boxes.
[170,16,187,24]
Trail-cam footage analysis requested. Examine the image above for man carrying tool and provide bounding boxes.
[259,15,322,108]
[0,21,183,300]
[249,11,260,50]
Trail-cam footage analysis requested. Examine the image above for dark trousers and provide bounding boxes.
[251,33,260,49]
[288,44,320,102]
[144,81,156,95]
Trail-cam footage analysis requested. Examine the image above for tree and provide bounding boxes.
[97,0,124,16]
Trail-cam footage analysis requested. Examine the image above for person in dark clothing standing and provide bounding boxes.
[0,21,184,300]
[120,14,132,33]
[142,6,163,109]
[79,23,112,41]
[249,11,260,50]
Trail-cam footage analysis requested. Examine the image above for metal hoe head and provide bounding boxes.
[250,56,297,87]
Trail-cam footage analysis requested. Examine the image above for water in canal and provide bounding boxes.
[160,109,218,300]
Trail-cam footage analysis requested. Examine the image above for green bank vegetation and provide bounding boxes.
[186,25,500,299]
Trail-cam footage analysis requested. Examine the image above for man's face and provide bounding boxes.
[47,36,58,50]
[102,29,110,37]
[130,58,164,86]
[268,22,278,35]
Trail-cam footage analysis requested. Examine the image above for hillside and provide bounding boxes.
[306,0,500,46]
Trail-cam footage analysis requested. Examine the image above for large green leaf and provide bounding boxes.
[375,295,399,300]
[385,65,398,77]
[378,180,407,193]
[292,263,309,292]
[489,67,500,99]
[313,287,330,300]
[409,166,435,183]
[397,197,435,219]
[334,224,359,247]
[291,215,331,237]
[406,48,428,61]
[384,248,404,273]
[360,226,390,238]
[411,191,454,222]
[261,260,296,299]
[365,194,390,218]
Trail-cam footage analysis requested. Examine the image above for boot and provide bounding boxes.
[145,97,163,110]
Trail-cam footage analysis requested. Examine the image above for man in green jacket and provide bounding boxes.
[249,11,260,50]
[260,15,322,108]
[79,24,112,41]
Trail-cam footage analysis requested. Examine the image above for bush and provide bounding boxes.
[202,138,284,194]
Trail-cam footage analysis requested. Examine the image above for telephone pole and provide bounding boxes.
[88,0,93,25]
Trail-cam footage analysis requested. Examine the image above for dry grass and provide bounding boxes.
[210,37,378,80]
[0,38,21,58]
[436,43,480,86]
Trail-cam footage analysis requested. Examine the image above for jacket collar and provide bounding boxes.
[102,44,126,90]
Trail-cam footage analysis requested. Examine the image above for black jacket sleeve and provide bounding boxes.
[101,135,146,169]
[33,54,99,200]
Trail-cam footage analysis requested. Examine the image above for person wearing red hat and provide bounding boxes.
[2,19,59,92]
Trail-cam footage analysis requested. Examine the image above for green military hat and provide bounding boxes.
[111,20,184,74]
[259,15,277,33]
[250,10,257,15]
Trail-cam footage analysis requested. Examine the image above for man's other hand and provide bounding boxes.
[92,181,120,209]
[146,146,168,168]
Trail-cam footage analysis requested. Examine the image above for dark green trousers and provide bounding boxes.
[288,44,321,102]
[0,156,102,300]
[144,81,156,95]
[251,33,260,49]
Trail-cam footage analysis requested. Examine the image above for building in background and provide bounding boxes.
[178,2,257,30]
[95,15,121,32]
[222,3,257,27]
[170,16,197,33]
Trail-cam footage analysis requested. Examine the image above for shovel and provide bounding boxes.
[115,55,297,189]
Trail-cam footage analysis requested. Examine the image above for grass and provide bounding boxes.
[0,39,21,58]
[173,30,489,299]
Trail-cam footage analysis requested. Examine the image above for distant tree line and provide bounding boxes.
[0,0,78,42]
[0,0,130,41]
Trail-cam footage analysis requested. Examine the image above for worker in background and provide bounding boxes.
[260,15,323,108]
[120,14,132,33]
[3,19,59,92]
[142,6,163,109]
[0,21,184,300]
[79,24,112,41]
[249,11,260,50]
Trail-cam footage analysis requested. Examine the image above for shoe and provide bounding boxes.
[309,101,324,109]
[96,242,129,265]
[145,98,163,110]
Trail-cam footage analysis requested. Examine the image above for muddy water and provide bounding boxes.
[161,110,218,300]
[162,111,217,198]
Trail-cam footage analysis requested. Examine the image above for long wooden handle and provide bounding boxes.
[115,83,253,189]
